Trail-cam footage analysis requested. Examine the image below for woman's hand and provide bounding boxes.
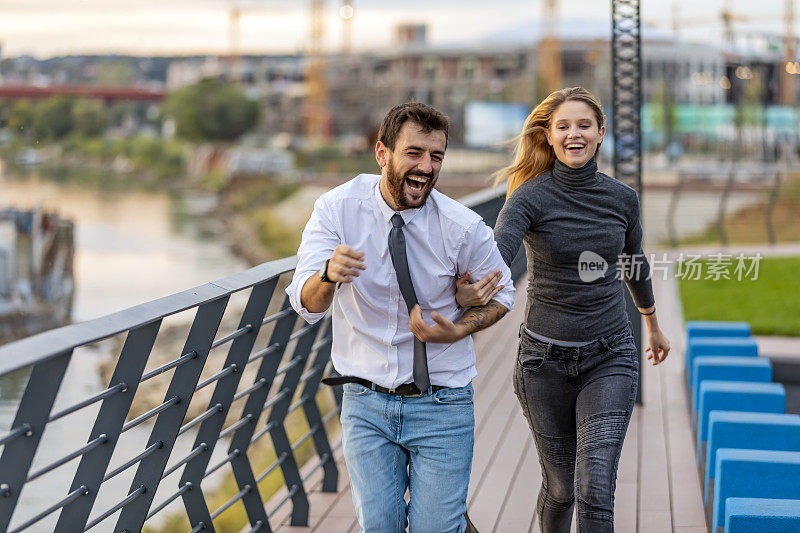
[455,270,504,308]
[645,328,671,365]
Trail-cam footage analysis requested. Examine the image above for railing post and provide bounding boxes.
[0,352,72,532]
[298,319,338,492]
[227,296,299,531]
[54,320,161,532]
[115,297,229,533]
[179,279,277,530]
[268,318,321,526]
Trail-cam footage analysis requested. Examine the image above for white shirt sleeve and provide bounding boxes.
[285,195,341,324]
[456,218,516,312]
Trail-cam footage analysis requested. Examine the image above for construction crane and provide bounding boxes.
[228,2,286,82]
[720,0,752,46]
[305,0,329,143]
[537,0,562,98]
[229,5,244,81]
[666,1,798,105]
[340,1,355,55]
[721,0,798,105]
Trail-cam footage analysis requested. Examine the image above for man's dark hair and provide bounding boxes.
[378,102,449,150]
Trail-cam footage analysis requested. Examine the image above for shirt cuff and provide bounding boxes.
[286,271,328,324]
[493,284,516,312]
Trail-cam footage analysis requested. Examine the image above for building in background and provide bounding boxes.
[2,19,799,149]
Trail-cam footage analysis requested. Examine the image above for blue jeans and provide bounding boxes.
[340,382,475,533]
[513,326,639,533]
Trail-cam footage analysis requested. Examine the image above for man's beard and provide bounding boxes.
[386,158,437,209]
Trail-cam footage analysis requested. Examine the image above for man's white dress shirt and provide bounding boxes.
[286,174,515,390]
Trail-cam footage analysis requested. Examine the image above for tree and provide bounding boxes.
[650,81,678,150]
[72,99,109,137]
[164,79,260,141]
[34,97,74,140]
[7,99,37,138]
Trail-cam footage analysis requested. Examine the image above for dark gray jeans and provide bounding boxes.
[513,325,639,533]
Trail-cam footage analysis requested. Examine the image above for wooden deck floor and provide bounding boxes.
[268,271,707,532]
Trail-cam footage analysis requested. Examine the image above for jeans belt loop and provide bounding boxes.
[546,343,552,359]
[518,323,524,338]
[371,382,377,391]
[599,336,610,350]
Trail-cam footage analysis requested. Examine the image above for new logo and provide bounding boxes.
[578,251,608,282]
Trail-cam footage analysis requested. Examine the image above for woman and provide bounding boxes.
[457,87,670,532]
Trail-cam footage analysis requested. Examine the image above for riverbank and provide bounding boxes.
[217,178,324,267]
[0,145,321,269]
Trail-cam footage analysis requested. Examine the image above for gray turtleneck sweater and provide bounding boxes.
[494,158,655,342]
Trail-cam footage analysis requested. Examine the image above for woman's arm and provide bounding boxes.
[493,189,535,267]
[637,305,671,365]
[622,192,670,365]
[455,188,535,307]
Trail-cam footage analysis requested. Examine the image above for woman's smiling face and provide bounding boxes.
[545,100,605,168]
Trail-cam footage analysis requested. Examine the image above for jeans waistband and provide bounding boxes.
[519,323,632,360]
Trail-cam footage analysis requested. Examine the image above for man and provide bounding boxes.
[286,102,514,532]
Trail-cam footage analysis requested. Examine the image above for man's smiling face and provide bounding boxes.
[377,121,446,210]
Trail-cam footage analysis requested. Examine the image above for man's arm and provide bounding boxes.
[455,300,509,336]
[408,300,508,344]
[286,195,351,323]
[300,245,365,313]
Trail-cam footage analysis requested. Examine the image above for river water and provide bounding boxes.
[1,175,249,532]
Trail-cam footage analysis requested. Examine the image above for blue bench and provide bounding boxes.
[696,381,785,465]
[725,497,800,533]
[686,321,751,340]
[691,357,773,428]
[703,412,800,504]
[712,450,800,531]
[685,337,759,389]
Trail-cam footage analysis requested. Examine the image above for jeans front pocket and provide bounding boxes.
[433,384,474,405]
[517,332,548,372]
[605,330,637,359]
[342,382,370,396]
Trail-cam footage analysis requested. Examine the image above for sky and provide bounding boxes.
[0,0,795,59]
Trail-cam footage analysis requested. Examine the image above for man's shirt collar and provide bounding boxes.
[374,179,424,226]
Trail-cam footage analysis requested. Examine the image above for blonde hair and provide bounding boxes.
[494,87,605,196]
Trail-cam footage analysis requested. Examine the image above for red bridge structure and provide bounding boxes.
[0,84,166,102]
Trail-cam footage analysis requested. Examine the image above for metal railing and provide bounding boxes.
[0,186,518,533]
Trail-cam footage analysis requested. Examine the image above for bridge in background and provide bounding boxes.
[0,85,165,102]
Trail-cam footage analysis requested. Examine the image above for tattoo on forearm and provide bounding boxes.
[456,301,508,334]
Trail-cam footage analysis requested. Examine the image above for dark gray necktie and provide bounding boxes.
[388,213,431,393]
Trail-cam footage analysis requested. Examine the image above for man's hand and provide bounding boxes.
[409,300,509,344]
[455,270,504,307]
[300,245,365,313]
[326,245,366,283]
[409,305,469,344]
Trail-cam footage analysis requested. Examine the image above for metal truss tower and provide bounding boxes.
[611,0,642,193]
[612,0,644,403]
